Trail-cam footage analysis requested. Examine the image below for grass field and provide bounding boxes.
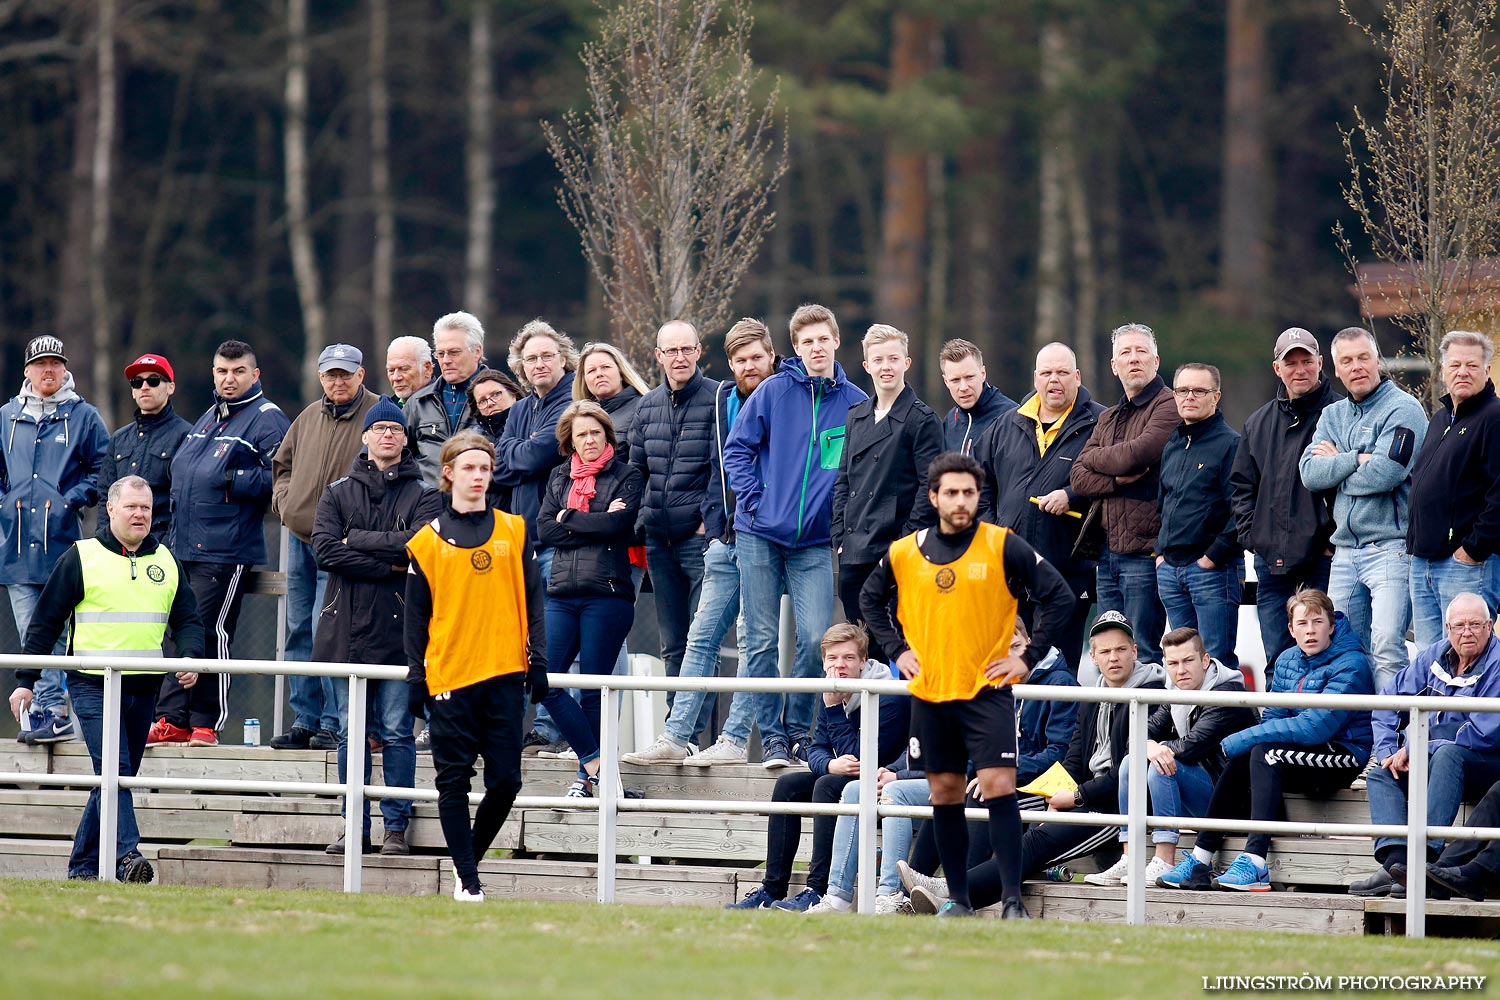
[1,879,1497,999]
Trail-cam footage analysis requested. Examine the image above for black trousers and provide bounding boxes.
[1195,741,1362,859]
[428,676,525,888]
[764,771,854,898]
[965,810,1118,910]
[837,561,884,663]
[156,561,248,731]
[1438,778,1500,876]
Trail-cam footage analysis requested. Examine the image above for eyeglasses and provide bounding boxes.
[657,346,699,359]
[1446,620,1492,634]
[368,425,405,438]
[522,352,559,367]
[129,375,165,389]
[320,370,358,382]
[1173,387,1216,399]
[434,348,472,360]
[474,391,507,408]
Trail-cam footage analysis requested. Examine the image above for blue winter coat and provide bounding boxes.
[168,382,290,565]
[0,387,110,584]
[1374,634,1500,760]
[1221,612,1375,759]
[804,660,910,776]
[494,372,576,543]
[1017,648,1080,784]
[627,369,720,541]
[721,358,867,548]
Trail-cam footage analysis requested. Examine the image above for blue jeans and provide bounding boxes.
[646,533,707,715]
[8,583,69,714]
[1096,548,1166,663]
[1366,744,1500,862]
[1115,754,1215,844]
[285,535,335,733]
[332,677,416,835]
[1254,555,1331,672]
[1328,539,1411,692]
[539,595,635,766]
[724,533,833,744]
[1156,558,1244,666]
[1410,554,1500,650]
[68,673,155,876]
[664,539,742,745]
[827,777,925,901]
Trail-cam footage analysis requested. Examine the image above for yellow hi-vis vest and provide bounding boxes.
[405,509,530,695]
[888,522,1019,703]
[73,538,179,675]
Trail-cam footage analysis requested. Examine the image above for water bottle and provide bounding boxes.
[243,718,261,747]
[1045,864,1073,882]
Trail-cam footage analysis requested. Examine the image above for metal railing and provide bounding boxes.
[1,652,1498,939]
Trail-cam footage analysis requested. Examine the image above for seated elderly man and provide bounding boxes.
[1397,776,1500,901]
[1350,591,1500,899]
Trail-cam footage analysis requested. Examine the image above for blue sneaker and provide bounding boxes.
[25,712,75,745]
[1212,854,1271,892]
[761,736,794,770]
[17,709,45,743]
[771,888,820,912]
[726,885,777,909]
[1157,855,1213,890]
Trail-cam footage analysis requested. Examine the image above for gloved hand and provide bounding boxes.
[525,665,549,705]
[407,680,429,720]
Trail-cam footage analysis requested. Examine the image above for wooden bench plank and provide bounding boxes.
[1015,882,1366,934]
[519,810,807,864]
[153,846,440,895]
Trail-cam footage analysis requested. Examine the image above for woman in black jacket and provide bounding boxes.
[573,343,649,460]
[536,400,644,797]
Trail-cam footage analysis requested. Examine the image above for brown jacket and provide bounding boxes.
[271,386,379,542]
[1069,375,1180,556]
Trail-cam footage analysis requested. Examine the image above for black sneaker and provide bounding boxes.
[520,730,549,756]
[269,726,315,750]
[936,899,975,918]
[1001,898,1032,920]
[325,833,374,855]
[308,730,339,751]
[117,852,154,884]
[1349,867,1400,898]
[415,727,432,753]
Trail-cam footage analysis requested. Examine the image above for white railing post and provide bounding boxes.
[1124,698,1148,926]
[98,667,121,883]
[855,689,879,915]
[597,685,618,903]
[274,526,290,738]
[342,673,366,893]
[1404,707,1429,938]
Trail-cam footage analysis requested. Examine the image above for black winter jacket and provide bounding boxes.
[1407,380,1500,561]
[1146,669,1258,781]
[831,385,943,564]
[628,370,720,541]
[1229,376,1339,575]
[536,454,644,598]
[977,386,1105,580]
[942,382,1017,456]
[1156,411,1241,567]
[100,403,191,538]
[312,452,444,667]
[599,386,643,461]
[1061,673,1167,810]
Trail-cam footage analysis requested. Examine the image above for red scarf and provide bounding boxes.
[567,444,615,512]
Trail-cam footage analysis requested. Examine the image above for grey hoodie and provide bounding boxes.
[1168,658,1246,740]
[1089,660,1168,776]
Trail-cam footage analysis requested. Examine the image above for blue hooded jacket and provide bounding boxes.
[0,379,110,584]
[721,357,866,548]
[1221,612,1374,759]
[1018,647,1080,783]
[1373,634,1500,761]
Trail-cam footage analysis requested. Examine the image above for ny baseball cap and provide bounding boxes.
[124,353,175,381]
[1088,609,1135,640]
[1273,328,1320,361]
[318,344,363,373]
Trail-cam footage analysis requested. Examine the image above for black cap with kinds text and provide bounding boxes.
[1088,609,1134,640]
[24,336,66,366]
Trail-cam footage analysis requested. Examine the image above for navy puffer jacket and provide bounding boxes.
[628,370,720,541]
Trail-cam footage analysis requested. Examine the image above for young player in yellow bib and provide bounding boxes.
[404,432,548,902]
[862,452,1074,918]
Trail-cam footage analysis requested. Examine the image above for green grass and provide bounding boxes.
[1,879,1496,999]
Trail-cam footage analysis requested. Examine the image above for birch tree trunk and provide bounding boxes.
[875,12,937,338]
[1034,20,1071,351]
[89,0,117,422]
[1220,0,1271,323]
[285,0,327,403]
[464,1,495,323]
[370,0,394,350]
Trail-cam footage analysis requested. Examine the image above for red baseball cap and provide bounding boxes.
[124,353,175,381]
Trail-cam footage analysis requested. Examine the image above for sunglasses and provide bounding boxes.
[129,375,166,389]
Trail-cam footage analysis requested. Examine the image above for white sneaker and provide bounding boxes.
[451,863,484,902]
[875,893,913,915]
[806,895,851,914]
[683,735,747,767]
[1084,854,1131,886]
[1134,856,1173,887]
[621,735,691,765]
[896,859,949,901]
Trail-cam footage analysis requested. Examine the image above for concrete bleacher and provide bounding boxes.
[1,740,1496,935]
